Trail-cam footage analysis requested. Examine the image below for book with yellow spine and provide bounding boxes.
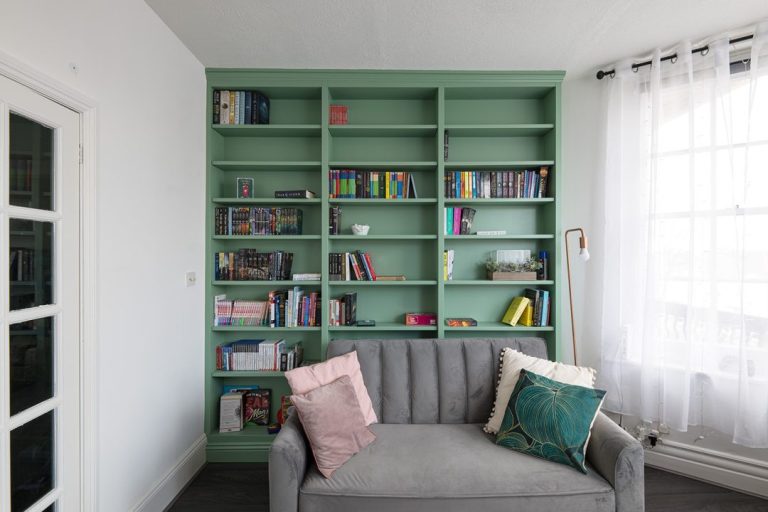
[519,304,534,327]
[501,296,531,326]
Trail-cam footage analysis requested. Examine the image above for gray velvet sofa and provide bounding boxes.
[270,337,644,512]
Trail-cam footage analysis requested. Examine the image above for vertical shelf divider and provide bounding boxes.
[436,87,446,338]
[320,86,330,358]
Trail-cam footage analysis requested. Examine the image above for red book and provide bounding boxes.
[362,252,377,280]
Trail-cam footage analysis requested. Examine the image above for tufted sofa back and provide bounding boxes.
[326,337,548,424]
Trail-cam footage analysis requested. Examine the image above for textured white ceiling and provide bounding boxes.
[145,0,768,78]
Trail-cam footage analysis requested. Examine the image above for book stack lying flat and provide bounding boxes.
[445,167,549,199]
[329,251,377,281]
[215,207,303,236]
[214,250,293,281]
[216,340,304,372]
[329,170,418,199]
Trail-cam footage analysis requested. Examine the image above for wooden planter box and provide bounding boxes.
[488,271,538,281]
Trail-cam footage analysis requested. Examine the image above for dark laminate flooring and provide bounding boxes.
[168,464,768,512]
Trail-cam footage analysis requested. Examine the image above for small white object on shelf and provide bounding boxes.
[351,224,370,236]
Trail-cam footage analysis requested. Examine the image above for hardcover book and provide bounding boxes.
[445,318,478,327]
[501,296,531,326]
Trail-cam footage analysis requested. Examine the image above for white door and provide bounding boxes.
[0,74,80,511]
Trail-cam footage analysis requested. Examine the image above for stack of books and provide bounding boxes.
[212,90,269,125]
[329,292,357,326]
[214,289,321,327]
[445,167,549,199]
[329,251,377,281]
[329,170,418,199]
[329,105,348,124]
[215,207,303,236]
[444,207,476,235]
[216,340,304,372]
[213,250,293,281]
[501,288,550,327]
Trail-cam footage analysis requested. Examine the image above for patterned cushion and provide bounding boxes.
[495,369,606,473]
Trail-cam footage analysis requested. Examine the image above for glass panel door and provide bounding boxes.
[0,74,80,512]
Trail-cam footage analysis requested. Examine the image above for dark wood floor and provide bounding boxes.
[168,463,768,512]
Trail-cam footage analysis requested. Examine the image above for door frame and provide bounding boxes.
[0,50,98,512]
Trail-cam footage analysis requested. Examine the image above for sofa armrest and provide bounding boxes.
[587,412,645,512]
[269,411,309,512]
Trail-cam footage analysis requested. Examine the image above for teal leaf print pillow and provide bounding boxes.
[495,369,606,473]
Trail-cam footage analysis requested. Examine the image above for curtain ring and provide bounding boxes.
[701,46,710,56]
[670,55,678,64]
[632,65,639,73]
[609,70,616,79]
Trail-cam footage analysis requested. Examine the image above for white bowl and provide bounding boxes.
[351,224,370,235]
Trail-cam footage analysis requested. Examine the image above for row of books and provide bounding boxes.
[329,170,418,199]
[501,288,551,327]
[443,249,455,281]
[10,157,34,192]
[329,292,357,326]
[444,167,549,198]
[214,289,322,327]
[329,206,342,234]
[216,340,305,372]
[329,105,348,124]
[212,90,270,125]
[329,251,377,281]
[444,207,476,235]
[213,250,294,281]
[10,248,36,281]
[214,207,303,236]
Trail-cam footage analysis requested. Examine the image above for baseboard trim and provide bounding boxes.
[645,439,768,499]
[131,434,207,512]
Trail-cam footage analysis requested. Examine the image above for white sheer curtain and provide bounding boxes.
[597,21,768,447]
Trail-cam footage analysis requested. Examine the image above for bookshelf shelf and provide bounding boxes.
[329,124,437,137]
[211,124,321,137]
[329,234,437,240]
[212,235,321,240]
[445,234,555,240]
[444,161,555,170]
[206,69,562,463]
[444,198,553,205]
[212,161,321,172]
[212,370,286,378]
[328,323,438,332]
[445,124,554,137]
[445,280,555,286]
[212,280,321,286]
[329,161,437,170]
[328,198,437,205]
[212,198,321,205]
[328,280,437,286]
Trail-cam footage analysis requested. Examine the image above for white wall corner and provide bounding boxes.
[645,439,768,499]
[131,434,207,512]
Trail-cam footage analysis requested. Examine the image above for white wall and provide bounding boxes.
[0,1,206,510]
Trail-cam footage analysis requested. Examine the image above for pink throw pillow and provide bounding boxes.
[291,375,376,478]
[285,351,377,425]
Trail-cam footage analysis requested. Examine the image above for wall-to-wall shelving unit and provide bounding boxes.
[205,69,563,462]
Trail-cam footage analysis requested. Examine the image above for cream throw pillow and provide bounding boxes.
[484,348,597,434]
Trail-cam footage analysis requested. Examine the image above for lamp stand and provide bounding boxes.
[564,228,588,366]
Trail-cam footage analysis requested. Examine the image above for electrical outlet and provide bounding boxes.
[185,271,197,287]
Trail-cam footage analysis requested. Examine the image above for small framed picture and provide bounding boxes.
[236,177,254,198]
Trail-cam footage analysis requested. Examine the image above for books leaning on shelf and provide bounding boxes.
[501,296,530,326]
[215,207,303,236]
[444,167,549,199]
[214,250,293,281]
[329,251,377,281]
[216,340,305,372]
[329,206,342,235]
[329,292,357,326]
[500,289,550,327]
[275,190,316,199]
[214,289,321,327]
[329,104,348,125]
[443,250,455,281]
[329,170,418,199]
[212,90,270,125]
[444,207,476,235]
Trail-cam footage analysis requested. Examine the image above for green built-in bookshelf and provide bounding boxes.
[205,69,564,462]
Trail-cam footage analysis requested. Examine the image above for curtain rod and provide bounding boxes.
[595,34,754,80]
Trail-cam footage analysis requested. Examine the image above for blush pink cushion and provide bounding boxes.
[291,375,376,478]
[285,351,377,425]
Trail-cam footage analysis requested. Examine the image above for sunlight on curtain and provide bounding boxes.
[598,21,768,447]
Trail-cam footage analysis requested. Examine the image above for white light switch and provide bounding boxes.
[185,272,197,287]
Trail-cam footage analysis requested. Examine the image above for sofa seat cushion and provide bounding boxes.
[300,423,615,512]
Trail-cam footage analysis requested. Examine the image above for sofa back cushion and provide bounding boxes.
[326,338,548,424]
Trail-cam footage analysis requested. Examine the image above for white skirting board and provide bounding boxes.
[645,439,768,499]
[131,434,207,512]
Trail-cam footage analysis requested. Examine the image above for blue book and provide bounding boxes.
[244,91,252,124]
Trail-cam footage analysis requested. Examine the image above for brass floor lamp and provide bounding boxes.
[564,228,590,366]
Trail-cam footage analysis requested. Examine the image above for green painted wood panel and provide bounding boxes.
[205,68,564,462]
